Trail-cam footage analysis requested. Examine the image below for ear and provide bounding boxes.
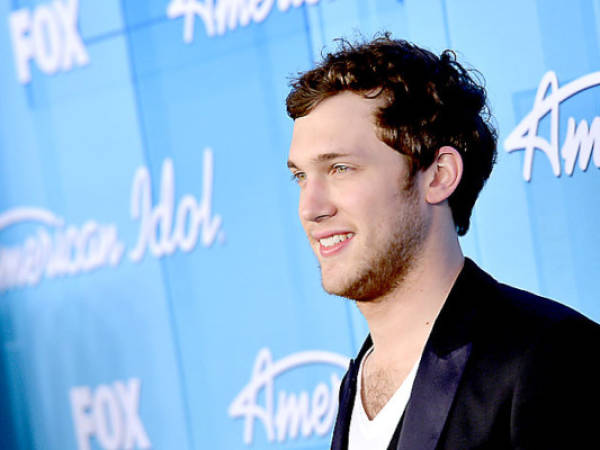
[424,146,463,205]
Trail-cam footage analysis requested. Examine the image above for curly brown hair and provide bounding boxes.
[286,34,497,236]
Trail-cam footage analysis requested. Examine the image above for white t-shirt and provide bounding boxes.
[348,348,420,450]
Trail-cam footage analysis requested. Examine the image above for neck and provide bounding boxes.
[356,229,464,368]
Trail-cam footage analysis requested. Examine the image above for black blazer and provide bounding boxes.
[331,259,600,449]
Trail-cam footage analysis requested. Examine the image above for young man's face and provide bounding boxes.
[287,92,430,301]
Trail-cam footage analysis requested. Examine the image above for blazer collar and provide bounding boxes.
[332,258,491,450]
[330,337,372,450]
[395,258,491,450]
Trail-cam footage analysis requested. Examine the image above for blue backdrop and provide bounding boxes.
[1,0,599,449]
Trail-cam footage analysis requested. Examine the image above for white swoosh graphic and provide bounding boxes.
[0,207,64,230]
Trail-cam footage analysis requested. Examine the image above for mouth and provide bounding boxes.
[317,232,354,257]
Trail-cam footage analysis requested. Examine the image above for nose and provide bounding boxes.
[299,177,336,223]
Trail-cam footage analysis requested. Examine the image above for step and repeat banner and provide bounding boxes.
[0,0,598,449]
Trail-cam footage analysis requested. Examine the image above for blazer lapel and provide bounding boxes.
[395,341,472,450]
[333,259,488,450]
[330,359,355,450]
[331,322,472,450]
[395,258,484,450]
[331,338,373,450]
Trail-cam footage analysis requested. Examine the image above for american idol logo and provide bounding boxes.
[167,0,321,42]
[0,149,224,292]
[0,208,124,292]
[229,348,349,445]
[505,70,600,181]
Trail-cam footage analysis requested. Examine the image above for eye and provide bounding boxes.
[332,164,351,175]
[290,171,306,183]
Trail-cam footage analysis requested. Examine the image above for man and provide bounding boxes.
[286,36,600,449]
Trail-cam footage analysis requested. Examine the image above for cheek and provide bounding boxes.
[299,219,312,238]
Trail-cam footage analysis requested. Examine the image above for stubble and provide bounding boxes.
[322,177,428,301]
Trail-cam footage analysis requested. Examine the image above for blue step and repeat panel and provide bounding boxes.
[0,0,598,449]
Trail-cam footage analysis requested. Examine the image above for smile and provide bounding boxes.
[318,233,354,256]
[319,233,354,247]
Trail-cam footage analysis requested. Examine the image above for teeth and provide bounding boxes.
[319,233,353,247]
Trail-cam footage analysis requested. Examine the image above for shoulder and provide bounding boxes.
[452,261,600,446]
[495,281,594,329]
[463,258,598,339]
[482,282,600,447]
[453,259,600,390]
[490,281,600,369]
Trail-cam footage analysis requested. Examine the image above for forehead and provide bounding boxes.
[288,92,384,163]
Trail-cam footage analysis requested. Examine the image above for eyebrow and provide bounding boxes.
[287,152,352,170]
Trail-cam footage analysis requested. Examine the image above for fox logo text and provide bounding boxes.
[229,348,349,445]
[70,378,151,450]
[8,0,89,84]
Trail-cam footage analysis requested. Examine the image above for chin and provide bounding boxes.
[320,270,347,296]
[320,273,359,299]
[320,277,341,296]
